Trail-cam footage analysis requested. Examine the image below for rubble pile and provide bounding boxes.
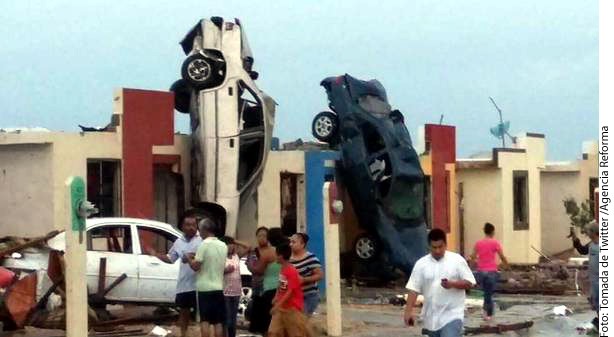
[498,261,589,295]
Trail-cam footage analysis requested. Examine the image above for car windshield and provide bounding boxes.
[385,178,424,221]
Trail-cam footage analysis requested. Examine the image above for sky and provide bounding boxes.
[0,1,598,160]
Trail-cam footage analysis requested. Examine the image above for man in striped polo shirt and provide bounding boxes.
[289,233,323,316]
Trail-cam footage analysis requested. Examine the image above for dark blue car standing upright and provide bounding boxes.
[312,74,428,275]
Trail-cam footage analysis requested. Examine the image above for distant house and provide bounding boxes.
[457,134,597,263]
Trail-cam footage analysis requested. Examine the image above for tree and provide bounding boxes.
[563,197,594,234]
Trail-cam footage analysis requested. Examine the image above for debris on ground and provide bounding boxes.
[148,325,173,336]
[498,262,588,295]
[552,305,573,316]
[464,320,534,335]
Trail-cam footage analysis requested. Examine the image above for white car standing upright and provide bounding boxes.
[170,17,276,237]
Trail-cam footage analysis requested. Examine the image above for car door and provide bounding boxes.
[135,226,180,303]
[85,223,139,301]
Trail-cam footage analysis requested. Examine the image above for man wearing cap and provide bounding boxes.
[570,220,599,329]
[148,215,201,337]
[189,218,228,337]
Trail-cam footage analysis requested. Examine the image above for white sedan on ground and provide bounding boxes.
[2,218,251,306]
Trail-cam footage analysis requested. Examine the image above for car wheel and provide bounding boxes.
[169,79,191,113]
[181,54,223,90]
[354,233,379,261]
[312,111,338,142]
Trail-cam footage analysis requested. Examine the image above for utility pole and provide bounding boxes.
[323,181,342,336]
[489,97,505,148]
[65,176,97,337]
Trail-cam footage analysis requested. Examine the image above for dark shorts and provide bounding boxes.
[175,291,197,309]
[198,291,226,324]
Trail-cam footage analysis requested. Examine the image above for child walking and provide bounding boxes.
[268,243,311,337]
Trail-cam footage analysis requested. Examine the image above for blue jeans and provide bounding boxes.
[475,271,499,316]
[224,296,240,337]
[423,319,463,337]
[304,292,320,315]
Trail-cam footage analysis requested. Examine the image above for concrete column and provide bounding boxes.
[64,176,88,336]
[323,182,342,336]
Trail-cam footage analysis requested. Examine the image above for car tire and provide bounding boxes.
[181,53,224,90]
[354,233,379,261]
[169,79,191,113]
[312,111,338,143]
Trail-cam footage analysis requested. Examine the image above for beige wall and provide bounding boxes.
[541,171,580,254]
[226,150,307,244]
[0,143,54,236]
[500,136,544,263]
[256,151,305,228]
[457,168,501,257]
[153,134,192,208]
[0,130,122,235]
[458,135,545,264]
[540,141,598,254]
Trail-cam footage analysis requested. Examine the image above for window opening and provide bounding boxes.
[137,227,177,255]
[513,171,529,230]
[238,82,264,131]
[87,225,133,253]
[87,161,121,217]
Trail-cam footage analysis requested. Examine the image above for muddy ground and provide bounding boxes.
[0,288,596,337]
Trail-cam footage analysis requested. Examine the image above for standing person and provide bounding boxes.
[404,228,476,337]
[470,222,510,321]
[570,220,599,329]
[221,236,251,337]
[188,218,228,337]
[247,227,271,333]
[289,233,323,316]
[248,228,283,334]
[148,215,201,337]
[268,243,311,337]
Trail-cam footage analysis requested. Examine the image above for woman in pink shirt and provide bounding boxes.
[470,222,509,321]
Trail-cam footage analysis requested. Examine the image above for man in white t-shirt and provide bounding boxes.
[403,228,476,337]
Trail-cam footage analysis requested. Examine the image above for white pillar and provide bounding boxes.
[64,176,88,336]
[323,182,342,336]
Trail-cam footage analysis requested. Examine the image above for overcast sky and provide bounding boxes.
[0,1,598,160]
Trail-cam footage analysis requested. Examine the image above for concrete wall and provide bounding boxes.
[0,143,54,236]
[256,151,306,228]
[458,134,545,264]
[540,141,598,254]
[540,171,580,254]
[0,130,123,235]
[501,135,544,263]
[457,168,502,257]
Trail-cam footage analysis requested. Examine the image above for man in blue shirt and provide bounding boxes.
[150,215,202,337]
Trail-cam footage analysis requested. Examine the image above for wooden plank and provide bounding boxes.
[97,258,107,296]
[0,230,60,257]
[464,321,534,335]
[102,273,127,296]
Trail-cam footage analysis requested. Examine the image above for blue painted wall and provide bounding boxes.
[304,150,340,296]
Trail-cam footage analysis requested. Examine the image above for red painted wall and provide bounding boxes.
[425,124,456,232]
[121,89,174,219]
